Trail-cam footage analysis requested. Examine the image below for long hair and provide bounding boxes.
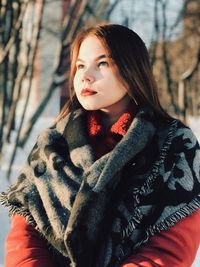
[57,23,170,121]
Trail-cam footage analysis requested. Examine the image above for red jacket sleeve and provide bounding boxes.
[5,215,57,267]
[6,210,200,267]
[121,209,200,267]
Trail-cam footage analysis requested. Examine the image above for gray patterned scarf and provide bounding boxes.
[1,107,200,267]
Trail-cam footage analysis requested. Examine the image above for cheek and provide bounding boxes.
[109,77,127,96]
[108,73,125,89]
[73,74,80,92]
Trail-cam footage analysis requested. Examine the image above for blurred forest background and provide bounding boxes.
[0,0,200,179]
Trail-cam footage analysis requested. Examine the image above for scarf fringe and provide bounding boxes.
[1,112,199,267]
[135,119,178,198]
[0,192,35,226]
[118,120,199,265]
[147,196,200,237]
[117,197,200,266]
[121,207,143,239]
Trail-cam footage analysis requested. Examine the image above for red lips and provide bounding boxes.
[81,88,97,96]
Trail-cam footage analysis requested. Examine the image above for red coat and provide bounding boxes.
[6,211,200,267]
[5,110,200,267]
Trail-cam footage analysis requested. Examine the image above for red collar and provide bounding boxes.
[88,105,138,137]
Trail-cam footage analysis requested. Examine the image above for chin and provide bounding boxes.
[83,107,99,111]
[81,104,100,111]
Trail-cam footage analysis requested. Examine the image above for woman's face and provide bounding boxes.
[73,36,130,114]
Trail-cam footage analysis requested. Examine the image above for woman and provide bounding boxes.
[1,24,200,267]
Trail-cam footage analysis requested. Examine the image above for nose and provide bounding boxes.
[81,67,95,83]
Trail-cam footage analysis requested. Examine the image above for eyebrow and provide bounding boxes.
[76,54,109,63]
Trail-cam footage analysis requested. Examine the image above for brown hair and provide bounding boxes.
[57,23,170,121]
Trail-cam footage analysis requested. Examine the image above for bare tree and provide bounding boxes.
[18,0,110,148]
[6,0,45,178]
[1,0,199,179]
[0,0,31,158]
[148,0,199,118]
[0,0,114,179]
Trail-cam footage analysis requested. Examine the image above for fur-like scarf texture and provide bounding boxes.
[1,107,200,267]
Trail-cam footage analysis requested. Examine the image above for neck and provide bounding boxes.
[99,96,137,129]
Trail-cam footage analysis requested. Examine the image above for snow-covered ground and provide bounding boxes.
[0,116,200,266]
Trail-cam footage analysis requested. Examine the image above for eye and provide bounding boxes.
[98,61,109,68]
[76,64,85,70]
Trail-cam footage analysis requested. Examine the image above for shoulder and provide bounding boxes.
[35,109,84,147]
[155,117,200,168]
[171,119,200,153]
[163,119,200,185]
[156,116,199,151]
[54,108,85,134]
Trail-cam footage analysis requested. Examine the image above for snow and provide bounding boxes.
[0,116,199,266]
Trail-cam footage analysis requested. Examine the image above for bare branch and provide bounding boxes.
[18,0,110,147]
[7,0,46,179]
[0,0,29,63]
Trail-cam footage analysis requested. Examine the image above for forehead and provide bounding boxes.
[77,36,107,60]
